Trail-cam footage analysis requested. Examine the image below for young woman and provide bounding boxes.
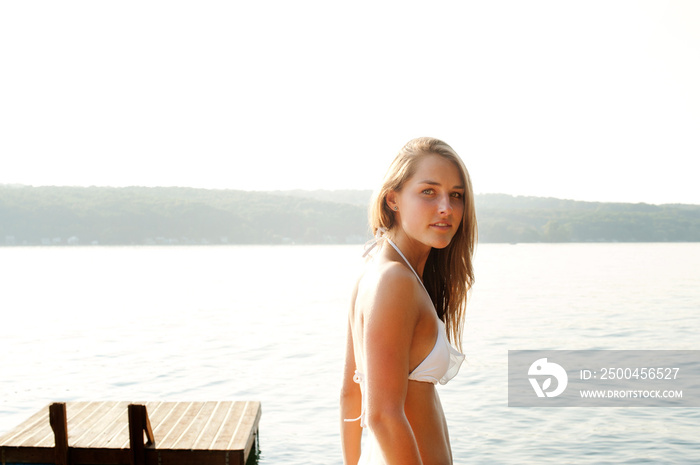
[340,137,477,464]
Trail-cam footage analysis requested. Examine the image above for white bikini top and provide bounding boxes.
[346,230,465,427]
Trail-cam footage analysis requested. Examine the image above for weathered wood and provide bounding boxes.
[149,402,202,450]
[0,407,47,446]
[71,402,125,447]
[209,402,245,450]
[36,403,92,449]
[9,418,49,449]
[228,402,261,452]
[82,402,131,449]
[1,446,53,464]
[128,404,154,465]
[49,403,69,465]
[170,401,217,450]
[70,446,130,465]
[190,401,231,450]
[0,401,261,465]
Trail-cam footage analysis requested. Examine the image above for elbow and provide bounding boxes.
[365,406,406,433]
[340,385,362,423]
[340,385,361,405]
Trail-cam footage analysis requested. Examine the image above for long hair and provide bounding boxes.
[369,137,477,349]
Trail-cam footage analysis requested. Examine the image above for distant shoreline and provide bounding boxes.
[1,186,699,245]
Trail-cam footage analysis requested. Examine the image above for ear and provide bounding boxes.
[385,190,398,211]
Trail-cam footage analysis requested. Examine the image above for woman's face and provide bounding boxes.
[390,154,465,250]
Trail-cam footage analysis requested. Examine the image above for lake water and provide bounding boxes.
[1,243,699,464]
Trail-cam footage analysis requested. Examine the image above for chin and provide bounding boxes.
[432,241,452,250]
[428,235,454,250]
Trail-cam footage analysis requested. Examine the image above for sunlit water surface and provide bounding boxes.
[1,243,699,464]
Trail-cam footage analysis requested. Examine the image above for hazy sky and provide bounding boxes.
[2,1,699,204]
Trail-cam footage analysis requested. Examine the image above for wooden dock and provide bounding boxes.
[0,401,261,465]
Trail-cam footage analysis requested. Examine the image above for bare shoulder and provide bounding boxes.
[358,259,422,324]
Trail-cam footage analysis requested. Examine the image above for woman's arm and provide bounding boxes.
[363,264,423,464]
[340,301,362,464]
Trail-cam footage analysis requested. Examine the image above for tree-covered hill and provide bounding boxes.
[1,186,699,245]
[477,194,700,242]
[0,186,368,245]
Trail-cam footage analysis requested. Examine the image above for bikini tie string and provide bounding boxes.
[362,227,388,257]
[344,370,367,427]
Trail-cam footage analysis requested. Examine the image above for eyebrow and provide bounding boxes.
[418,180,465,189]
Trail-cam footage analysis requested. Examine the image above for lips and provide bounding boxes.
[430,222,452,228]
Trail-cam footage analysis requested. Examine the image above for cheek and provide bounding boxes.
[404,196,430,212]
[400,200,431,227]
[454,202,465,222]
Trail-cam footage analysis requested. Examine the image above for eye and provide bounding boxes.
[422,188,435,195]
[451,192,463,199]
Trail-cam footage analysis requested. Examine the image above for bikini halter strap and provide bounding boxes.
[362,228,428,294]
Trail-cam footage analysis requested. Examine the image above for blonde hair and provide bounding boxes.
[369,137,477,349]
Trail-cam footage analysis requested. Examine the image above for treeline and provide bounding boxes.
[1,186,699,245]
[0,186,368,245]
[477,194,700,242]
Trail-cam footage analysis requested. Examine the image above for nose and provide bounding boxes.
[438,194,453,215]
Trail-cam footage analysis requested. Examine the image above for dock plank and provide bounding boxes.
[96,401,166,450]
[190,401,232,450]
[143,401,190,449]
[65,402,121,448]
[209,402,246,450]
[0,407,47,446]
[168,401,218,450]
[139,401,169,443]
[127,402,183,450]
[6,408,54,448]
[228,402,261,451]
[156,402,205,450]
[76,401,130,448]
[22,402,92,448]
[0,401,261,465]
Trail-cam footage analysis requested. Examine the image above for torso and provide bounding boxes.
[405,382,452,465]
[349,242,456,464]
[352,255,439,379]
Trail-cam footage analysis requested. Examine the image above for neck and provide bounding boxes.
[386,230,432,278]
